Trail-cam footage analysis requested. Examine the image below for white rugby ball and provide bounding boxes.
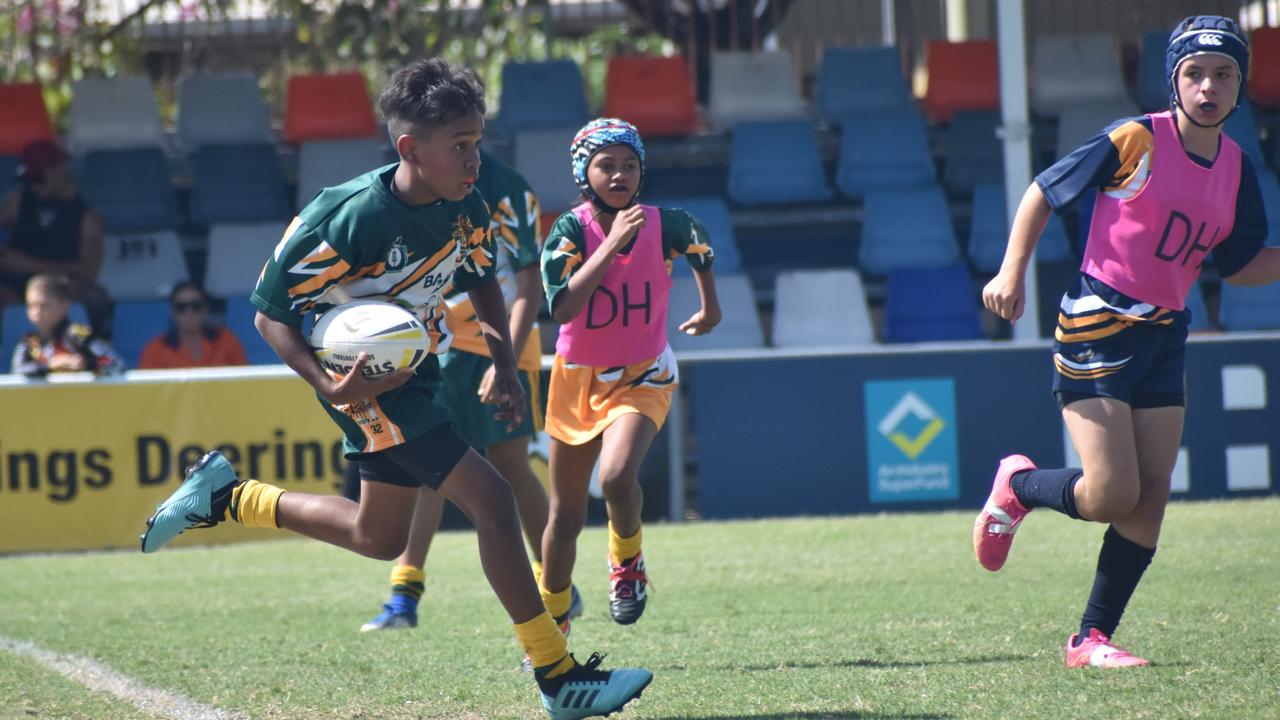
[310,300,430,378]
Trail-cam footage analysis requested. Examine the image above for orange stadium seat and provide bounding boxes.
[284,72,378,143]
[604,55,699,137]
[0,83,54,155]
[1248,26,1280,109]
[922,40,1000,122]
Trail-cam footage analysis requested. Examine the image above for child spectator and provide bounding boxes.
[12,272,122,377]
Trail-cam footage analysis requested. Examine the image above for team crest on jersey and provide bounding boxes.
[386,237,408,271]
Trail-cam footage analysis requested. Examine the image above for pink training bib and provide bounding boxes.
[556,203,671,367]
[1081,111,1241,310]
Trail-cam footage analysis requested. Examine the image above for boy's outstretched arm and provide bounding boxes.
[468,277,527,429]
[678,267,721,336]
[254,310,411,405]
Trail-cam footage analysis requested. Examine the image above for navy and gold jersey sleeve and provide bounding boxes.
[448,192,498,294]
[1036,116,1153,213]
[660,207,714,273]
[1213,154,1268,278]
[250,216,358,327]
[541,212,587,313]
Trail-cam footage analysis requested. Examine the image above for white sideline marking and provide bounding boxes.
[0,635,247,720]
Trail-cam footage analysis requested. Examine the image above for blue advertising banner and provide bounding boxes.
[864,378,959,502]
[687,334,1280,519]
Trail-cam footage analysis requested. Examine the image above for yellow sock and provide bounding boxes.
[228,480,284,528]
[514,612,573,679]
[530,560,544,588]
[539,580,574,620]
[608,522,642,566]
[389,564,425,601]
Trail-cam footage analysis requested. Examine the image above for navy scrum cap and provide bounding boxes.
[1165,15,1250,111]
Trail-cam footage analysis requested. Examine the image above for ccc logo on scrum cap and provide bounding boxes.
[1198,33,1224,46]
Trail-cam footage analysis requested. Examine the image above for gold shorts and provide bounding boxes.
[544,345,678,445]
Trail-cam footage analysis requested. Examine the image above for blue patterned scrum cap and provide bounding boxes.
[1165,15,1249,107]
[570,117,646,193]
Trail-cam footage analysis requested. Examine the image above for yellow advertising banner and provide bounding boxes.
[1,370,346,553]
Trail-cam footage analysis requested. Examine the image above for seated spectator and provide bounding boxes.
[12,272,123,377]
[0,140,111,333]
[138,282,247,369]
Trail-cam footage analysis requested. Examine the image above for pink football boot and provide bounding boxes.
[972,454,1037,571]
[1065,629,1150,668]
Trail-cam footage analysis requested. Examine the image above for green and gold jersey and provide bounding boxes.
[252,163,495,354]
[442,150,542,365]
[250,163,497,457]
[542,206,713,312]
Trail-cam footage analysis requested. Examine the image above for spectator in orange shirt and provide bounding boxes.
[138,282,247,369]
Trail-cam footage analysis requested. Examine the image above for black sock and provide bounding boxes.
[1009,468,1083,519]
[1076,526,1155,643]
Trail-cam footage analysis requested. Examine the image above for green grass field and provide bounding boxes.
[1,498,1278,720]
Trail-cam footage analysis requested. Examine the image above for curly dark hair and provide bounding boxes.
[379,58,486,139]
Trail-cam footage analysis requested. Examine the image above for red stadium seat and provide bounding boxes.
[1248,26,1280,109]
[284,72,378,143]
[922,40,1000,122]
[604,55,699,137]
[0,83,54,155]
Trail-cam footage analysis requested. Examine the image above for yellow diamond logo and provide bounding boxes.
[877,392,945,460]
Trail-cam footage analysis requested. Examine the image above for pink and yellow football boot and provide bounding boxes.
[972,454,1037,571]
[1065,629,1149,668]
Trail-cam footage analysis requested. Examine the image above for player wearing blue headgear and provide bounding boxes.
[538,118,721,637]
[976,15,1280,668]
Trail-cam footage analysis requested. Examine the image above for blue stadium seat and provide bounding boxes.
[112,300,170,368]
[1136,30,1170,112]
[81,148,179,233]
[836,109,935,199]
[942,111,1004,195]
[727,119,832,205]
[496,60,589,138]
[224,296,278,365]
[661,197,741,277]
[190,143,290,226]
[859,186,961,275]
[1223,99,1264,166]
[884,264,984,342]
[817,46,909,125]
[2,303,88,373]
[967,183,1073,272]
[1219,279,1280,331]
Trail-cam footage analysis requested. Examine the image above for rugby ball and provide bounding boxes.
[310,300,430,378]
